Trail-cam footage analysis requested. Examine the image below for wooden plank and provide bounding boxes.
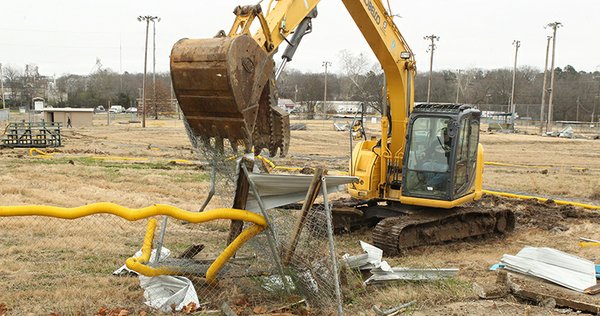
[226,157,254,245]
[501,270,600,314]
[283,168,324,265]
[585,284,600,295]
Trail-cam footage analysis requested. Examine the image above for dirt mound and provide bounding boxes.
[477,194,600,231]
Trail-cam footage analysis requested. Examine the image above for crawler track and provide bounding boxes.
[331,199,515,256]
[372,207,515,256]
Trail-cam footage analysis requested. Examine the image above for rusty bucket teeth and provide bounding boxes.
[170,34,273,153]
[252,76,290,157]
[269,105,290,157]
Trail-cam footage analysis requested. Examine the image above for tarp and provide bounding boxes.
[245,173,358,213]
[139,275,200,312]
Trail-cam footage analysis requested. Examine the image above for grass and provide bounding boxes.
[0,116,599,314]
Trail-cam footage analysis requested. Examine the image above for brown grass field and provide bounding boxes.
[0,113,599,315]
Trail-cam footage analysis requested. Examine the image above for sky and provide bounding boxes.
[0,0,598,76]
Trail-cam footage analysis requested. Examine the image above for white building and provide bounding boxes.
[277,99,299,113]
[313,101,376,114]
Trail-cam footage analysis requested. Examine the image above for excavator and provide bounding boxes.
[170,0,515,256]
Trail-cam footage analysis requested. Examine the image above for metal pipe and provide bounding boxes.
[240,163,291,294]
[198,164,217,212]
[321,177,344,316]
[153,216,168,264]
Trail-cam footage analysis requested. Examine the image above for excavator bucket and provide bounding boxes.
[170,34,289,156]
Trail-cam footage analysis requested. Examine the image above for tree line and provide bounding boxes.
[1,63,173,113]
[2,52,599,122]
[277,51,600,122]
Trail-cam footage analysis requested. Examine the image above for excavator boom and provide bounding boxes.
[170,1,514,256]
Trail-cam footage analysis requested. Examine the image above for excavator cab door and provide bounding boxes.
[402,104,481,201]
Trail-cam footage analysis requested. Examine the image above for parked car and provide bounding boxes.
[109,105,125,113]
[125,107,138,113]
[94,105,105,113]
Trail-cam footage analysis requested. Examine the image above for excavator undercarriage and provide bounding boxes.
[331,199,515,256]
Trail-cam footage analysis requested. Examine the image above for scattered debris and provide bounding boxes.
[488,263,505,271]
[343,241,458,285]
[559,126,574,138]
[365,266,459,285]
[501,270,600,314]
[473,282,508,299]
[500,246,596,293]
[266,299,306,314]
[260,275,296,292]
[139,275,200,312]
[220,302,238,316]
[333,123,350,131]
[341,241,384,270]
[289,123,307,130]
[372,300,416,316]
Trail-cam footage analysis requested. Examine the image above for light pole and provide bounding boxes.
[322,61,331,118]
[455,69,461,103]
[539,36,552,135]
[0,63,5,109]
[510,40,520,129]
[152,17,161,120]
[138,15,159,128]
[546,22,562,132]
[424,34,439,103]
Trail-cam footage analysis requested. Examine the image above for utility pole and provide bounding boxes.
[0,63,5,109]
[576,97,580,121]
[294,84,298,103]
[424,34,439,103]
[539,36,551,135]
[322,61,331,118]
[138,15,159,128]
[510,40,520,130]
[152,17,161,120]
[455,69,461,104]
[546,22,562,132]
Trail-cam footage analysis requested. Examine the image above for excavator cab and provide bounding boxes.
[402,104,481,201]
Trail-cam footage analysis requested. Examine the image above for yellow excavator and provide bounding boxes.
[170,0,515,255]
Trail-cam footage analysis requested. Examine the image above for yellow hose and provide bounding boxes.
[125,218,179,277]
[485,161,600,172]
[124,215,265,282]
[0,203,268,282]
[205,224,264,283]
[579,241,600,248]
[483,190,600,211]
[0,203,267,226]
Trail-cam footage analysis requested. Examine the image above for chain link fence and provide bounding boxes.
[0,172,343,315]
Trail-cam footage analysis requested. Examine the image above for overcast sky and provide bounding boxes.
[0,0,598,76]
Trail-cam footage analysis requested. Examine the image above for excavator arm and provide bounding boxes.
[170,0,415,161]
[170,1,512,256]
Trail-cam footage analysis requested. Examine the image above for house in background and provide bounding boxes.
[277,99,298,113]
[42,108,94,128]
